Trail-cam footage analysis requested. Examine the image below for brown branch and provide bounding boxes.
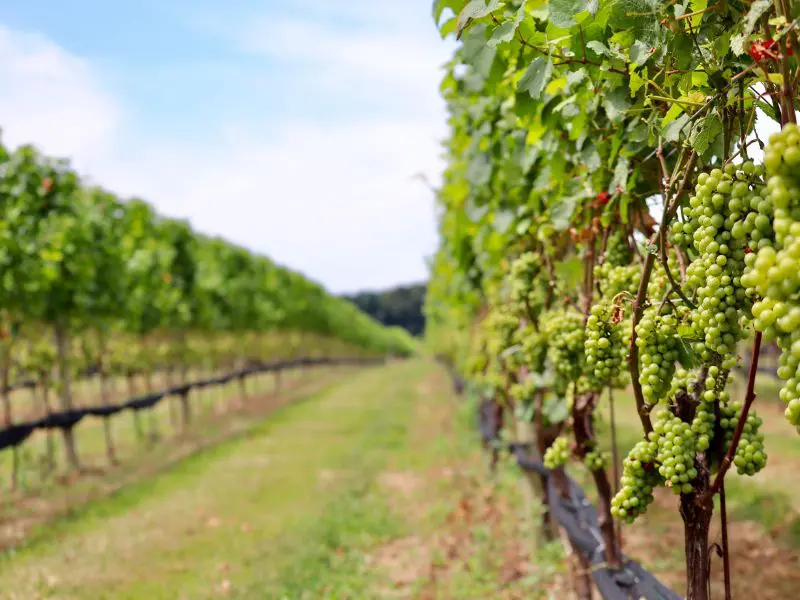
[707,331,762,498]
[720,482,732,600]
[629,150,697,434]
[628,250,656,435]
[608,388,623,552]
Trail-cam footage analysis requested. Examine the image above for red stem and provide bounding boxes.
[720,481,732,600]
[708,331,762,498]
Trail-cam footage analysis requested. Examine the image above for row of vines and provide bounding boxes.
[425,0,799,598]
[0,133,414,489]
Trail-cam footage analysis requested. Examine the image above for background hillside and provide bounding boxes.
[342,283,426,336]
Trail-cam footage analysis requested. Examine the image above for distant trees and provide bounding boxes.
[343,284,426,336]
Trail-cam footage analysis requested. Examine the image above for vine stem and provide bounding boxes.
[629,150,698,434]
[720,481,732,600]
[609,388,622,552]
[707,331,762,498]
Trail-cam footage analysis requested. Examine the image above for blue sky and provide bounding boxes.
[0,1,454,293]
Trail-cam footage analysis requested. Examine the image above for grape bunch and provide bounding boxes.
[740,124,800,431]
[635,306,680,404]
[585,301,629,389]
[517,326,547,374]
[583,447,609,471]
[668,368,692,402]
[605,230,632,267]
[653,411,698,495]
[509,251,546,318]
[719,402,767,475]
[544,436,571,469]
[611,436,662,523]
[681,162,765,359]
[483,308,519,362]
[543,309,585,394]
[690,401,715,452]
[594,262,640,297]
[647,249,682,299]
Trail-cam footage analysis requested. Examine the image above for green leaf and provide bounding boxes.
[602,88,630,121]
[516,217,533,235]
[629,69,646,97]
[433,0,462,23]
[730,34,746,56]
[518,56,553,99]
[488,3,524,46]
[629,40,653,66]
[467,153,492,187]
[488,20,518,46]
[554,257,583,290]
[690,113,722,155]
[580,143,602,171]
[676,337,701,369]
[742,1,773,39]
[550,195,578,230]
[542,395,569,424]
[457,0,503,37]
[610,155,629,192]
[549,0,583,28]
[586,40,608,56]
[662,113,690,143]
[492,209,515,233]
[440,17,459,38]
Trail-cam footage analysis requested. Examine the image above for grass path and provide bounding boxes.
[0,360,570,600]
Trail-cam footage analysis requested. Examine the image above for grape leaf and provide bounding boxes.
[518,57,553,99]
[690,114,722,155]
[457,0,504,37]
[629,40,653,66]
[663,113,690,143]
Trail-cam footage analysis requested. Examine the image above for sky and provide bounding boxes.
[0,1,455,294]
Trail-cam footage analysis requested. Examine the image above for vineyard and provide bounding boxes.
[425,1,800,599]
[0,135,414,521]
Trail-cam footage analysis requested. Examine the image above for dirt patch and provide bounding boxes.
[378,471,422,498]
[317,469,340,488]
[367,535,431,594]
[622,488,800,598]
[368,470,567,599]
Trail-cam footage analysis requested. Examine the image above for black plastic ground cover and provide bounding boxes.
[0,355,384,453]
[478,401,683,600]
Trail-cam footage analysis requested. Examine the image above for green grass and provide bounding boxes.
[0,362,422,599]
[0,360,569,600]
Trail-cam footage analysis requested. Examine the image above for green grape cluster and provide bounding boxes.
[543,436,570,469]
[583,447,609,471]
[719,402,767,475]
[741,124,800,431]
[543,309,585,394]
[668,368,693,402]
[509,252,546,317]
[595,262,640,297]
[680,162,764,358]
[484,309,519,359]
[647,250,681,299]
[653,411,698,495]
[585,301,629,389]
[517,326,547,374]
[611,437,662,523]
[691,402,715,452]
[635,306,679,404]
[605,230,632,266]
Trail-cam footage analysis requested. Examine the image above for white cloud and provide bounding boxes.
[0,26,121,163]
[0,6,450,293]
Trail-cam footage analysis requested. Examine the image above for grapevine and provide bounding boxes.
[427,1,800,597]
